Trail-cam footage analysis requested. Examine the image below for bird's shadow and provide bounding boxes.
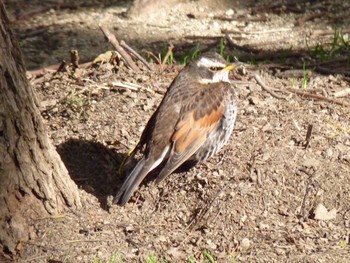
[57,138,126,210]
[57,138,198,209]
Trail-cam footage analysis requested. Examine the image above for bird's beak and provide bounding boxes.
[224,64,236,71]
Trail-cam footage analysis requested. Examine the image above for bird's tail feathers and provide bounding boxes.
[114,157,150,206]
[114,145,171,206]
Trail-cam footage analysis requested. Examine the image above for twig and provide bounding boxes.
[255,72,349,109]
[98,24,140,72]
[120,40,152,70]
[303,124,313,149]
[282,88,350,107]
[110,81,155,94]
[161,44,174,67]
[186,187,225,230]
[299,171,318,221]
[68,239,114,244]
[145,51,162,65]
[254,74,287,100]
[34,214,66,221]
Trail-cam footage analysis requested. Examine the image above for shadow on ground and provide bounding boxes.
[56,138,126,209]
[56,138,199,207]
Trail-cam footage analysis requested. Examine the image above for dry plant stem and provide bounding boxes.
[161,44,174,68]
[145,51,162,65]
[283,88,350,107]
[120,40,152,70]
[186,187,225,230]
[68,239,114,244]
[98,24,140,72]
[110,81,155,94]
[303,124,313,149]
[254,74,287,100]
[299,173,318,221]
[255,74,350,107]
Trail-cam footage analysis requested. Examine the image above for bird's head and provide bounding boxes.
[188,52,236,84]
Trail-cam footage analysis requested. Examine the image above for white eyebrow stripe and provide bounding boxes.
[196,57,226,68]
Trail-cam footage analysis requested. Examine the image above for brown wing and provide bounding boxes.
[155,84,226,182]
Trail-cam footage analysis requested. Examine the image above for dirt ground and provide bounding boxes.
[5,0,350,262]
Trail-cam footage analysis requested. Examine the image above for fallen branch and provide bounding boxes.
[99,24,140,72]
[120,40,152,70]
[254,74,287,99]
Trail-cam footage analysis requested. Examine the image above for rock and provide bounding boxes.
[167,247,186,258]
[206,239,217,250]
[313,203,337,221]
[259,222,269,230]
[302,158,320,168]
[241,238,251,249]
[225,9,235,16]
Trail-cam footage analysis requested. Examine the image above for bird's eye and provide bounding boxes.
[209,66,220,71]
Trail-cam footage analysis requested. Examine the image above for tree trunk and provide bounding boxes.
[0,2,81,259]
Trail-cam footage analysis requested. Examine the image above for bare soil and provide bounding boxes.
[5,0,350,262]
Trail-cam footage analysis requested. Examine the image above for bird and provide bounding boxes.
[114,52,238,206]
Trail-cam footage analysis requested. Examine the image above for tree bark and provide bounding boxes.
[0,2,81,258]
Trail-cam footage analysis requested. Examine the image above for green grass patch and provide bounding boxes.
[307,28,350,62]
